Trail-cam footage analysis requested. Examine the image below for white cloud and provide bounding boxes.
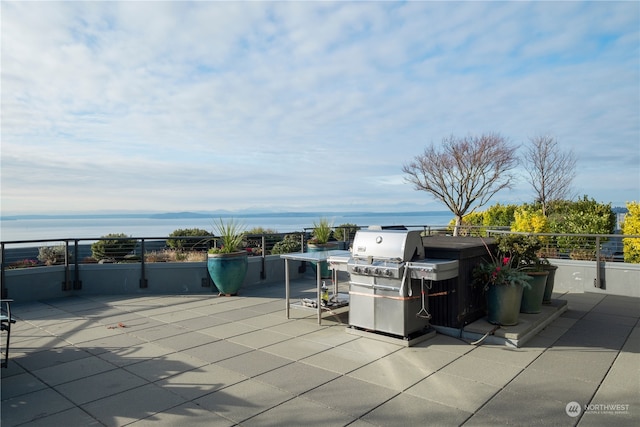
[2,1,638,214]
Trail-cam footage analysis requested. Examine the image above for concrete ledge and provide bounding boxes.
[345,326,437,347]
[433,299,568,348]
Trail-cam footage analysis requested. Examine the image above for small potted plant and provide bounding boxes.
[306,217,338,278]
[495,234,549,314]
[473,239,532,326]
[207,218,248,296]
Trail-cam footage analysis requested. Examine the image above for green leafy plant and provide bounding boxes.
[37,245,68,265]
[473,239,532,290]
[91,234,137,261]
[271,234,302,254]
[246,227,278,234]
[622,201,640,263]
[548,196,616,258]
[208,218,246,254]
[483,203,518,227]
[495,234,544,270]
[333,223,359,242]
[166,228,212,250]
[448,212,484,236]
[244,227,280,256]
[308,218,333,244]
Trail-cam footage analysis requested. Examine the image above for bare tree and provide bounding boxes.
[402,133,519,236]
[524,135,577,216]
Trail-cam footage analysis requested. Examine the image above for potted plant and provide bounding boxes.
[496,234,549,314]
[537,245,559,304]
[540,259,558,304]
[473,239,532,326]
[207,218,248,296]
[306,218,338,279]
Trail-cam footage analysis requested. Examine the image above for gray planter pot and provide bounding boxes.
[486,283,524,326]
[521,270,549,314]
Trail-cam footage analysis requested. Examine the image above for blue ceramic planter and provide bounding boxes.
[307,242,339,279]
[207,252,248,295]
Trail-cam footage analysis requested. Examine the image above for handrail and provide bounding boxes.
[484,229,640,288]
[1,228,638,296]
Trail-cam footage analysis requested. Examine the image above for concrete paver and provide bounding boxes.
[1,282,638,426]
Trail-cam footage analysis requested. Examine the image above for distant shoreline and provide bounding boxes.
[1,210,452,221]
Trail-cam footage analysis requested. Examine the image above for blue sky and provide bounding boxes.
[2,1,639,215]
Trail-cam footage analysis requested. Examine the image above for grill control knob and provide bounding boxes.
[373,268,381,275]
[384,269,392,276]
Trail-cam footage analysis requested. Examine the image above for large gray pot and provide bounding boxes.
[542,264,558,304]
[486,283,524,326]
[521,270,549,314]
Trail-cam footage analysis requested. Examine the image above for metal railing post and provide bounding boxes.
[140,239,148,288]
[202,239,212,288]
[73,240,82,290]
[62,240,71,291]
[260,235,266,280]
[595,236,602,288]
[1,243,6,298]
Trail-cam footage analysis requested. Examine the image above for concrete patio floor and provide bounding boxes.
[1,277,638,427]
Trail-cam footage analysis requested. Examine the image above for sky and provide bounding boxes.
[2,1,639,215]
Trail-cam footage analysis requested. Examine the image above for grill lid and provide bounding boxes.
[351,229,425,262]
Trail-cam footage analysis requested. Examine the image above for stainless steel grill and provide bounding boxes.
[336,228,458,338]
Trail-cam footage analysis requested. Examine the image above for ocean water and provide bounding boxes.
[1,212,454,243]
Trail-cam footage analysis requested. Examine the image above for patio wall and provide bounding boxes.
[3,256,639,303]
[551,258,640,298]
[3,255,307,302]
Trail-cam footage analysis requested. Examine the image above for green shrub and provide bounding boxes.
[448,211,485,236]
[548,196,616,258]
[166,228,212,250]
[333,223,359,242]
[622,201,640,263]
[495,234,543,269]
[37,245,68,265]
[246,227,278,234]
[483,204,518,227]
[91,233,137,261]
[271,234,302,254]
[244,227,280,256]
[512,206,549,233]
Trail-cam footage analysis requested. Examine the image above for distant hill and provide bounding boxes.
[149,212,214,219]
